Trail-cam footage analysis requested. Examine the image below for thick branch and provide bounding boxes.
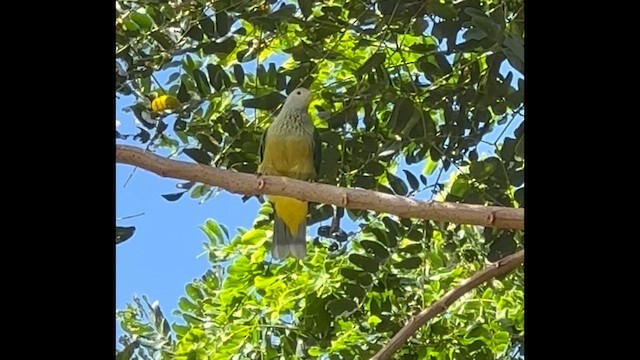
[115,145,524,230]
[371,249,524,360]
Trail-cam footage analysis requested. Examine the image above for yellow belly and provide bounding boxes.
[258,136,315,179]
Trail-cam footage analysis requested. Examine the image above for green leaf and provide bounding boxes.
[367,315,382,328]
[493,101,507,115]
[192,69,210,95]
[509,169,524,187]
[116,341,138,360]
[362,161,386,176]
[367,228,388,248]
[412,16,428,35]
[470,158,497,180]
[431,2,458,20]
[423,155,438,175]
[389,98,415,134]
[387,172,408,196]
[133,128,151,143]
[515,134,524,159]
[449,177,469,198]
[172,323,190,337]
[503,34,524,64]
[360,240,390,259]
[202,38,237,56]
[409,43,438,53]
[256,64,268,86]
[419,174,427,185]
[298,0,313,19]
[434,53,452,75]
[466,324,491,340]
[500,137,516,162]
[341,268,363,282]
[254,275,278,290]
[166,72,181,84]
[482,288,494,299]
[381,217,401,247]
[357,272,373,286]
[343,283,366,299]
[230,110,245,129]
[488,233,517,262]
[326,298,358,317]
[130,10,154,30]
[190,184,210,199]
[267,63,278,87]
[210,65,227,91]
[186,25,204,41]
[348,254,379,273]
[463,27,488,41]
[183,148,212,164]
[206,64,221,90]
[242,92,286,110]
[354,174,376,189]
[161,192,187,202]
[403,170,420,191]
[514,187,524,207]
[355,52,386,78]
[398,243,423,254]
[276,72,286,90]
[205,219,224,242]
[326,107,357,129]
[196,134,220,154]
[183,55,197,73]
[177,80,190,103]
[428,251,444,269]
[471,15,499,40]
[200,17,215,37]
[116,226,136,244]
[178,297,197,312]
[464,7,489,18]
[493,331,511,345]
[150,32,173,50]
[123,19,141,33]
[233,64,244,85]
[432,20,457,42]
[216,11,231,35]
[185,284,203,300]
[394,257,422,270]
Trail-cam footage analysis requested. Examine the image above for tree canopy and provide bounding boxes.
[115,0,524,359]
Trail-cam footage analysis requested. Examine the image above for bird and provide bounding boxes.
[258,88,322,260]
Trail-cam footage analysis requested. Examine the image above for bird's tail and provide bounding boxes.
[270,196,307,259]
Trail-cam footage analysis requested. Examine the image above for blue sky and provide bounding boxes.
[115,27,523,343]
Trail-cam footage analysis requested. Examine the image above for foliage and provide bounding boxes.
[116,0,524,358]
[117,217,524,360]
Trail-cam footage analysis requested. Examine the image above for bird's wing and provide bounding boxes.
[313,128,322,179]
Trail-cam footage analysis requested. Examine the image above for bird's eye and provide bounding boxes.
[296,91,301,95]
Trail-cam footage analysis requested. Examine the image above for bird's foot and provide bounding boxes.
[257,173,265,190]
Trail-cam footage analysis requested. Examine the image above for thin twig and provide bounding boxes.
[371,249,524,360]
[116,212,146,221]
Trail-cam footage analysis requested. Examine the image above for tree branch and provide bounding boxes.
[371,249,525,360]
[115,144,524,230]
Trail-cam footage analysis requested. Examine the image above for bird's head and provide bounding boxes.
[283,88,312,111]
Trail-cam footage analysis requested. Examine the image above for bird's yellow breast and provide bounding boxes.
[259,134,315,180]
